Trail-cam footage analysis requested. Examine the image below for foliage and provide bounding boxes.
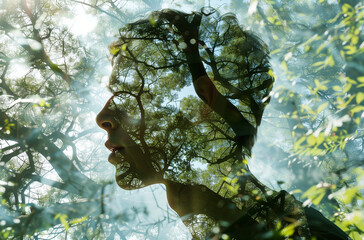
[0,0,363,239]
[233,0,364,239]
[108,8,273,189]
[0,0,183,239]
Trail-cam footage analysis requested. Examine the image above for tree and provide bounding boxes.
[231,0,364,239]
[0,0,363,239]
[0,0,180,239]
[101,7,352,239]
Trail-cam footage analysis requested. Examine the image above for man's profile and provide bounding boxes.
[96,8,349,240]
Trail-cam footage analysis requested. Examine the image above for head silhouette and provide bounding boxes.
[96,8,351,240]
[96,8,273,191]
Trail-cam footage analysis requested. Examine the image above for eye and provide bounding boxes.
[109,93,142,128]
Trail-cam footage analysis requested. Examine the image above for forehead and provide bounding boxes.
[108,54,122,89]
[107,50,187,103]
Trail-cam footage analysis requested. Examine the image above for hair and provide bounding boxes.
[108,7,274,160]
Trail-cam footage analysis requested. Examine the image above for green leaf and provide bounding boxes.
[312,61,324,67]
[338,95,355,108]
[317,102,329,113]
[302,185,326,205]
[69,216,87,225]
[281,61,287,71]
[356,92,364,104]
[3,231,10,239]
[149,17,157,26]
[351,106,364,113]
[332,85,341,91]
[342,3,353,13]
[316,134,325,146]
[55,213,69,231]
[109,47,120,55]
[340,50,346,59]
[344,45,356,55]
[343,83,352,93]
[39,99,46,107]
[312,191,325,205]
[353,167,364,181]
[270,49,281,55]
[267,16,277,24]
[339,187,358,204]
[358,76,364,83]
[307,135,316,146]
[325,55,335,67]
[281,223,296,236]
[302,185,317,198]
[290,189,302,194]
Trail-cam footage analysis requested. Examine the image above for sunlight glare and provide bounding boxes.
[7,59,30,79]
[61,12,98,36]
[71,14,98,36]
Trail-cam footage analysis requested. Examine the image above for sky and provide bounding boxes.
[45,0,292,238]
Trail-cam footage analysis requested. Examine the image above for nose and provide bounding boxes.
[96,98,118,132]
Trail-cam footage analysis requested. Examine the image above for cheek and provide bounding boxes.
[128,118,141,126]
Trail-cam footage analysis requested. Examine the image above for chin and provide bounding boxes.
[117,183,145,190]
[117,182,147,190]
[115,172,160,190]
[113,159,143,189]
[115,173,145,190]
[114,161,161,190]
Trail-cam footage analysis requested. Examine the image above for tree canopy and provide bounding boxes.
[0,0,363,239]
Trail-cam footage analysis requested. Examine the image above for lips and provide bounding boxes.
[104,140,146,190]
[105,140,124,153]
[105,140,125,164]
[108,146,130,171]
[105,141,136,188]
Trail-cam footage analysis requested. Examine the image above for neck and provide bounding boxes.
[162,180,244,223]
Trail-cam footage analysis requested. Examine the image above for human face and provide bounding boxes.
[96,97,161,190]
